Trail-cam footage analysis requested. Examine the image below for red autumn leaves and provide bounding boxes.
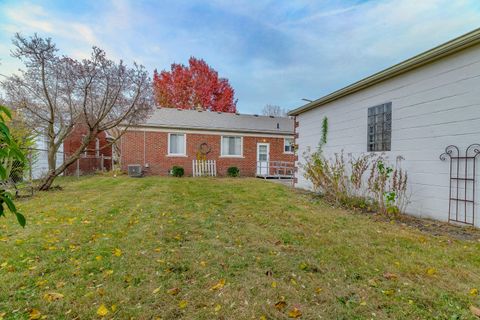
[153,57,237,113]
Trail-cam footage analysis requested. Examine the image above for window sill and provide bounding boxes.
[167,154,188,157]
[283,152,294,155]
[220,155,244,158]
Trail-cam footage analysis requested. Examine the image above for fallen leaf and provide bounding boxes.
[315,287,322,294]
[275,300,287,311]
[271,281,277,288]
[382,289,395,296]
[288,307,302,318]
[470,305,480,317]
[199,261,206,267]
[471,288,479,296]
[97,304,109,317]
[210,279,226,291]
[95,256,103,261]
[111,304,117,312]
[298,262,308,270]
[152,287,160,294]
[113,248,122,257]
[383,272,397,280]
[179,300,188,309]
[167,287,180,295]
[426,267,437,276]
[104,269,114,276]
[29,309,42,320]
[260,316,267,320]
[360,301,367,306]
[214,304,222,312]
[43,292,64,302]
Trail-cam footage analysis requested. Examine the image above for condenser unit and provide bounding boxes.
[127,164,143,177]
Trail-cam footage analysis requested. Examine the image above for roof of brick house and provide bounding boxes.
[132,108,294,135]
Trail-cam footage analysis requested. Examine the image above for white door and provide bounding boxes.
[257,143,270,175]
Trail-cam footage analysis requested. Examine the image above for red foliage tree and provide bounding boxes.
[153,57,237,112]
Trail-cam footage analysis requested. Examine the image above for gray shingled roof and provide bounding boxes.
[135,108,294,135]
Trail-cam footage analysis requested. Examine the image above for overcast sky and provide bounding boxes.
[0,0,479,113]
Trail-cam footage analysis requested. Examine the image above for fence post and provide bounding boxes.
[76,158,80,178]
[28,151,33,196]
[101,154,104,171]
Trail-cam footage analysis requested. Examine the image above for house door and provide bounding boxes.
[257,143,270,175]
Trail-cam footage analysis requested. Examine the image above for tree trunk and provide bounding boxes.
[38,130,96,191]
[38,171,57,191]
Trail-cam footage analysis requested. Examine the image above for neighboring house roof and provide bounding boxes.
[131,108,294,135]
[289,27,480,116]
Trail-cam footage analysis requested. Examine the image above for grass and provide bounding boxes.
[1,176,480,319]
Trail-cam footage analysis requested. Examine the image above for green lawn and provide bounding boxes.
[1,176,480,319]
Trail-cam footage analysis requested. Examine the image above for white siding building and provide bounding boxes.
[289,28,480,226]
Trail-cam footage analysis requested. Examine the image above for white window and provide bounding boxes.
[284,138,294,153]
[221,136,242,157]
[168,133,186,156]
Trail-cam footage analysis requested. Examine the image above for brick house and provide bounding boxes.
[119,108,294,177]
[63,124,113,175]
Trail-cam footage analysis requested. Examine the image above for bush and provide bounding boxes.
[302,150,408,215]
[227,166,240,177]
[171,166,184,177]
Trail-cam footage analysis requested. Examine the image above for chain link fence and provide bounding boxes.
[1,148,112,198]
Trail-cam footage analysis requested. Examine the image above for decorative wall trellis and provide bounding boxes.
[440,144,480,226]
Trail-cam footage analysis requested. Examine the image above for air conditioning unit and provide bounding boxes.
[127,164,143,177]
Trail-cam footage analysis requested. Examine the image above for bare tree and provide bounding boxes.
[1,33,154,190]
[261,104,288,117]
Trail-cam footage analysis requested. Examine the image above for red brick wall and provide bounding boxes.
[63,124,113,175]
[120,130,294,177]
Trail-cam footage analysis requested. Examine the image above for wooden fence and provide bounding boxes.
[192,160,217,177]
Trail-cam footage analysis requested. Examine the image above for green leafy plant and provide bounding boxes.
[227,166,240,177]
[171,166,184,177]
[321,116,328,146]
[0,105,27,226]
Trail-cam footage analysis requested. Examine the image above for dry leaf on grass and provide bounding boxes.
[43,292,64,302]
[471,288,479,296]
[113,248,122,257]
[210,279,226,290]
[288,307,302,318]
[167,287,180,295]
[470,305,480,317]
[179,300,188,309]
[29,309,42,320]
[97,304,109,317]
[383,272,398,280]
[275,300,287,311]
[426,267,437,276]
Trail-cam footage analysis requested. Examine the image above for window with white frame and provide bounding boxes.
[168,133,186,155]
[221,136,242,156]
[284,138,294,153]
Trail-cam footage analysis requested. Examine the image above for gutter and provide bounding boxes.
[288,27,480,116]
[119,124,294,136]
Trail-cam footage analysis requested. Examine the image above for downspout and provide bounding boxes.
[143,129,146,167]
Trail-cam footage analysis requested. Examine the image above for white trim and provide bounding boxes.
[123,126,292,138]
[256,142,270,175]
[283,137,294,154]
[220,135,243,157]
[168,133,187,156]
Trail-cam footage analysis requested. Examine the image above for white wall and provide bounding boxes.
[295,44,480,225]
[31,135,64,180]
